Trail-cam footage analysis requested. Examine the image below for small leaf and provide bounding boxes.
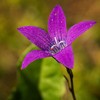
[39,58,65,100]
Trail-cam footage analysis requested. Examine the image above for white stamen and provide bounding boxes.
[51,44,56,49]
[54,37,58,44]
[58,41,64,45]
[50,37,66,55]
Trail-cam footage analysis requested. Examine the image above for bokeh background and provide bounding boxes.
[0,0,100,100]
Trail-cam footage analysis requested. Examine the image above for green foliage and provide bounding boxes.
[9,45,65,100]
[39,58,65,100]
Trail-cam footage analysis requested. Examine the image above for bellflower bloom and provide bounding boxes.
[17,5,96,69]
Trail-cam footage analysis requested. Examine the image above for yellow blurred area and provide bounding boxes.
[0,0,100,100]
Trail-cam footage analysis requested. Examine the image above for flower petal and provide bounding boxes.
[17,26,52,51]
[48,5,67,40]
[53,46,74,69]
[67,20,96,45]
[22,50,51,69]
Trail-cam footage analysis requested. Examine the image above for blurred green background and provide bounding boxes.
[0,0,100,100]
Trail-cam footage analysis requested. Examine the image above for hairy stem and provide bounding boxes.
[63,75,70,90]
[66,68,76,100]
[64,68,76,100]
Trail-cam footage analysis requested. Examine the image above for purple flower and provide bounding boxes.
[17,5,96,70]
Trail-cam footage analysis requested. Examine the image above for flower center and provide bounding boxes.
[50,37,66,55]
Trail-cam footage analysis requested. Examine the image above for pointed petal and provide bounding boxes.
[17,26,51,51]
[22,50,51,69]
[48,5,67,40]
[53,46,74,69]
[67,20,96,45]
